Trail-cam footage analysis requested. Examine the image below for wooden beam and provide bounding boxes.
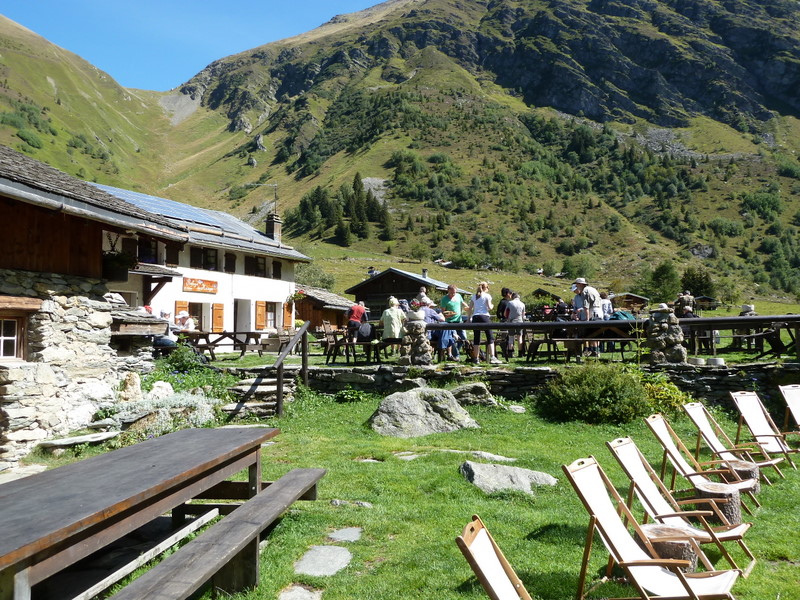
[0,297,42,311]
[70,509,219,600]
[143,276,172,306]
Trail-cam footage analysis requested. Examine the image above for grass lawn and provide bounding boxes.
[232,390,800,600]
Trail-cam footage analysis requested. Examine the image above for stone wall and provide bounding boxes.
[272,362,799,409]
[0,269,146,469]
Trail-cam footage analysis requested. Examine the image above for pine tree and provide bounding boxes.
[335,219,352,247]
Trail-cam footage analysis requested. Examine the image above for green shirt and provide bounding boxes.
[440,293,465,323]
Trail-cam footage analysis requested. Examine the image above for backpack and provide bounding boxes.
[356,322,376,342]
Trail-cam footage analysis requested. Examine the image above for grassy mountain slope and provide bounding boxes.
[1,1,800,303]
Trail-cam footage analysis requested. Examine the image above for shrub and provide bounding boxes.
[638,370,692,415]
[333,388,372,403]
[534,363,649,425]
[17,129,43,148]
[141,344,237,400]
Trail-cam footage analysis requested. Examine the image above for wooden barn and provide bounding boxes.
[292,286,352,329]
[344,267,467,317]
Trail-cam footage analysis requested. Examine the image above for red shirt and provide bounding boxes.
[348,304,366,322]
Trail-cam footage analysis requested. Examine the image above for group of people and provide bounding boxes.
[344,275,638,363]
[346,281,533,364]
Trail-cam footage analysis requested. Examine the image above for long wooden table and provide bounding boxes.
[0,427,279,600]
[182,331,285,360]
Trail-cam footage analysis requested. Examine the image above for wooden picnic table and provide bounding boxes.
[182,331,287,360]
[0,427,279,600]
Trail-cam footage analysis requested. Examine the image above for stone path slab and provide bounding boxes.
[328,527,362,542]
[278,585,323,600]
[294,545,352,576]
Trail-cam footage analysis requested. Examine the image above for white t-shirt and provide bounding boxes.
[470,293,493,316]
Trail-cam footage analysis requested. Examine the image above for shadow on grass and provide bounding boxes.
[524,522,587,544]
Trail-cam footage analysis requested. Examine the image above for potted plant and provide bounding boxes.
[102,233,138,281]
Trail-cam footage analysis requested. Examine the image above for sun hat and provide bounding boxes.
[177,310,189,317]
[574,277,587,285]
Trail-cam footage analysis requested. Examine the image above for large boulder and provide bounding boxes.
[451,382,496,406]
[460,460,558,495]
[369,388,479,438]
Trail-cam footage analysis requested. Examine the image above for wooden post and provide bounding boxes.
[213,538,259,593]
[302,330,309,386]
[276,363,284,417]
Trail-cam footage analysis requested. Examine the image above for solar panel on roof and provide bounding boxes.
[92,183,226,229]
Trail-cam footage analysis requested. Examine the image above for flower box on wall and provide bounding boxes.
[102,252,136,282]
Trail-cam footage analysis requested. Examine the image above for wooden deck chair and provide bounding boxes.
[683,402,784,484]
[562,456,739,600]
[779,384,800,430]
[455,515,532,600]
[730,391,799,469]
[644,414,760,514]
[607,437,755,577]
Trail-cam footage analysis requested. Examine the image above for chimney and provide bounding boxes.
[422,268,429,279]
[266,213,282,243]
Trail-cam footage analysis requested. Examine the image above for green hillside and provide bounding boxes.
[1,1,800,304]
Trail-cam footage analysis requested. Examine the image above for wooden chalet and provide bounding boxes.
[344,267,467,317]
[292,286,352,329]
[613,292,650,313]
[0,145,186,282]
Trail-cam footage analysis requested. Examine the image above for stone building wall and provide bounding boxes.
[0,269,147,470]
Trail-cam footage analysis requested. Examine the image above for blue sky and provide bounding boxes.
[3,1,380,91]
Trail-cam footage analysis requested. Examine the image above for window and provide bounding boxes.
[224,253,236,273]
[244,256,267,277]
[266,302,277,329]
[0,317,22,358]
[204,248,218,271]
[138,238,158,264]
[272,260,282,280]
[189,247,218,270]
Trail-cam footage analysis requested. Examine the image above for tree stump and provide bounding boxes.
[721,459,761,494]
[639,524,698,572]
[694,481,742,525]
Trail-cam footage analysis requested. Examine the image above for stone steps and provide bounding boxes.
[225,376,296,418]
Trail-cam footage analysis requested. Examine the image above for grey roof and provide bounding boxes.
[299,286,352,310]
[0,145,186,242]
[94,183,311,262]
[132,263,183,277]
[344,267,468,295]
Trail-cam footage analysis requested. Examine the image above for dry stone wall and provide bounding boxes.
[0,269,146,469]
[272,362,799,409]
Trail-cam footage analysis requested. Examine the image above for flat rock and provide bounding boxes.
[328,527,362,542]
[278,585,323,600]
[86,418,119,430]
[460,460,557,495]
[294,545,352,576]
[39,431,120,448]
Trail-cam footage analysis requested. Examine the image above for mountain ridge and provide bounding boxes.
[1,1,799,301]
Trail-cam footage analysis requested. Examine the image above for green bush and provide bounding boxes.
[535,363,649,425]
[17,129,43,148]
[141,344,237,400]
[639,370,693,415]
[333,388,372,403]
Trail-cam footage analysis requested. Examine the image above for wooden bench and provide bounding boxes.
[109,467,326,600]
